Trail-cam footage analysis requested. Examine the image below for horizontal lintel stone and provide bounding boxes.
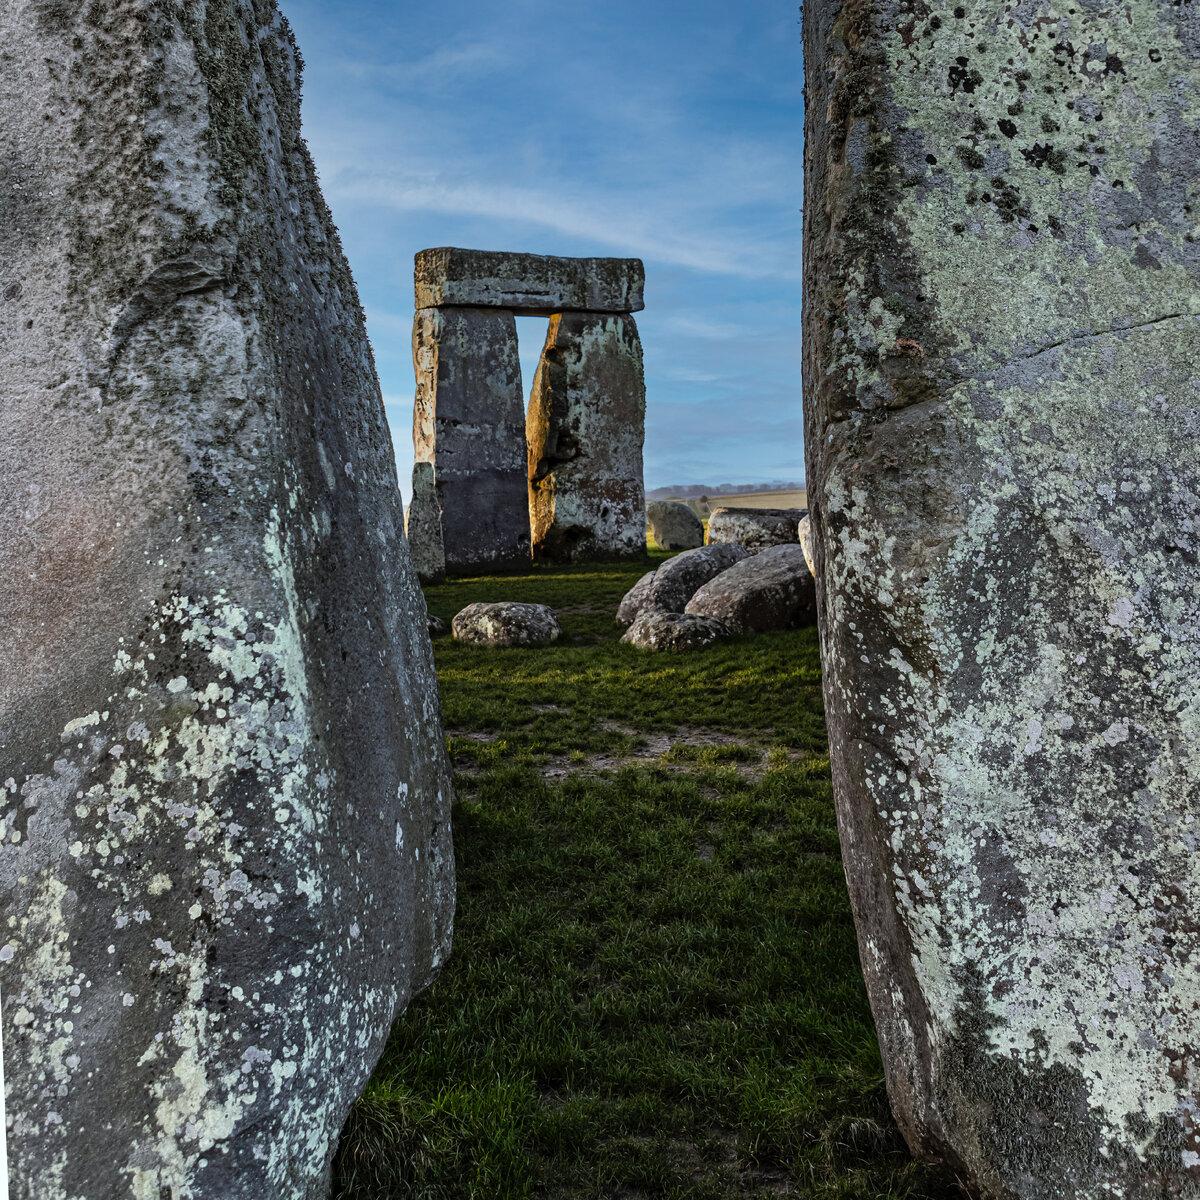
[415,247,645,314]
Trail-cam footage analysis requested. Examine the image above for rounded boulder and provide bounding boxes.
[647,500,704,550]
[620,610,733,652]
[452,602,562,647]
[685,544,817,633]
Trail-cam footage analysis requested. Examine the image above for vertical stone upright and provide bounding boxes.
[0,4,453,1198]
[410,305,531,575]
[527,312,647,562]
[805,0,1200,1194]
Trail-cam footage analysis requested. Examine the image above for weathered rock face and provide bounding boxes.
[415,247,645,314]
[412,305,531,575]
[528,312,647,562]
[685,546,816,634]
[646,544,751,615]
[620,611,732,653]
[451,602,562,647]
[647,499,704,550]
[797,515,815,578]
[805,0,1200,1192]
[706,507,806,551]
[0,6,454,1198]
[616,569,659,628]
[406,461,447,584]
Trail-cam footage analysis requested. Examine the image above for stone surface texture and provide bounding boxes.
[451,602,562,647]
[415,247,645,314]
[647,499,704,550]
[645,544,752,616]
[706,507,807,551]
[406,460,446,584]
[805,0,1200,1192]
[797,515,816,578]
[412,306,531,574]
[0,6,454,1198]
[685,546,817,634]
[620,611,732,653]
[528,312,647,563]
[616,570,658,628]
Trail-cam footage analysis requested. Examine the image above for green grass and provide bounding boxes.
[332,556,957,1199]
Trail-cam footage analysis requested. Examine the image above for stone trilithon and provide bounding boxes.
[0,3,454,1197]
[804,0,1200,1194]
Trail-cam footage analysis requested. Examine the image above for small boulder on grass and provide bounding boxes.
[620,610,732,652]
[647,500,704,550]
[685,544,816,633]
[452,602,561,647]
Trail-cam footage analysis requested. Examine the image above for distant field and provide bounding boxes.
[660,489,808,518]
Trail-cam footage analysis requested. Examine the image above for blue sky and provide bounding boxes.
[284,1,804,498]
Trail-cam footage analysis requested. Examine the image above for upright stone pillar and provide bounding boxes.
[0,4,453,1197]
[805,0,1200,1194]
[410,305,531,576]
[527,312,647,562]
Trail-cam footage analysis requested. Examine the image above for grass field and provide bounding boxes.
[660,490,808,518]
[331,554,956,1199]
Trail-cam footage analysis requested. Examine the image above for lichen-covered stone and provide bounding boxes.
[415,247,644,314]
[406,461,446,584]
[528,312,647,563]
[616,570,658,628]
[645,544,752,615]
[647,499,704,550]
[685,546,817,634]
[805,0,1200,1191]
[797,515,815,578]
[451,602,562,647]
[412,306,531,575]
[706,507,806,551]
[620,611,733,653]
[0,6,454,1198]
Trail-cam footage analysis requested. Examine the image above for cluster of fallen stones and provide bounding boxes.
[620,506,814,651]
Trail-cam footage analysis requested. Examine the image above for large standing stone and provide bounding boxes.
[805,0,1200,1192]
[0,6,454,1198]
[415,247,645,314]
[412,305,531,574]
[528,312,647,562]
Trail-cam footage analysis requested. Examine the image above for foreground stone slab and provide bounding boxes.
[685,546,816,634]
[620,611,732,653]
[0,6,453,1197]
[415,247,645,314]
[805,0,1200,1192]
[706,507,806,551]
[412,306,531,574]
[451,602,562,647]
[647,499,704,550]
[528,312,647,562]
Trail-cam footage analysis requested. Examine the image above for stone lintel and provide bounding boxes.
[415,247,645,314]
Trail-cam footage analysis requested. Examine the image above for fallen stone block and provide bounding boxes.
[617,570,658,627]
[646,544,751,615]
[685,545,816,634]
[648,499,704,550]
[451,602,562,647]
[0,6,454,1197]
[706,507,807,550]
[620,611,733,652]
[415,247,644,314]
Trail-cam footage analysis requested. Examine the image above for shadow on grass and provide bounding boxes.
[333,556,959,1199]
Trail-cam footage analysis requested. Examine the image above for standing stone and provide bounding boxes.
[528,312,647,562]
[406,461,446,584]
[805,0,1200,1193]
[412,306,530,574]
[0,6,454,1198]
